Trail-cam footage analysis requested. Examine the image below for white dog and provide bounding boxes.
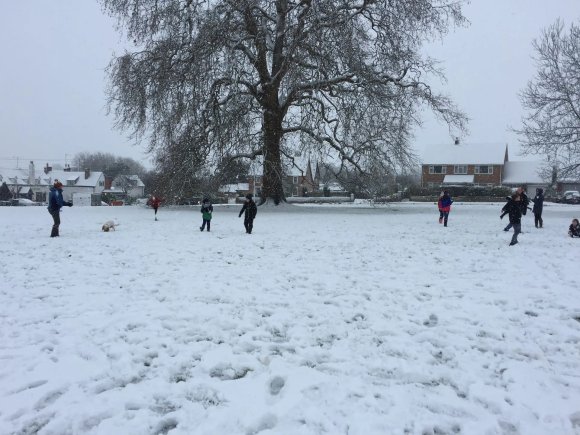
[102,220,119,232]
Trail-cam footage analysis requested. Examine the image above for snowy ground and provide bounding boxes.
[1,202,580,435]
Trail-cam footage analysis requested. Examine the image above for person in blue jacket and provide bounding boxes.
[437,190,453,227]
[47,180,72,237]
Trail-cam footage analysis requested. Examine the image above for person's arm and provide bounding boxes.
[239,203,247,217]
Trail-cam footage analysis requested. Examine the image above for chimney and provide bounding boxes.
[28,161,35,185]
[44,163,52,174]
[85,168,91,180]
[104,175,113,190]
[454,137,460,145]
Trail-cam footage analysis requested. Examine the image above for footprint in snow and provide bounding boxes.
[269,376,285,395]
[423,314,438,327]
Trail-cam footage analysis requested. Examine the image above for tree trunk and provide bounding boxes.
[261,108,286,205]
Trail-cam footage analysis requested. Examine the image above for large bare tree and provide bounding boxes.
[102,0,467,204]
[516,20,580,180]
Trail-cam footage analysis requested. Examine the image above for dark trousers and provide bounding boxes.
[49,209,60,237]
[510,223,521,245]
[504,222,513,231]
[534,213,543,228]
[200,219,211,231]
[439,211,449,226]
[244,217,254,234]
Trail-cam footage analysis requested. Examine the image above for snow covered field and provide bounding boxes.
[1,202,580,435]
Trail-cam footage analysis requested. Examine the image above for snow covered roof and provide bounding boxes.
[502,161,546,185]
[0,168,45,186]
[48,170,104,187]
[421,143,508,165]
[319,182,346,192]
[442,175,474,184]
[218,183,250,193]
[113,174,145,187]
[0,165,104,188]
[127,175,145,187]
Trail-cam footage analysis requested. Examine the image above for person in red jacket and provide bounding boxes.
[148,195,162,221]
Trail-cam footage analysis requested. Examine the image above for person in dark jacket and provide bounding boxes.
[518,187,530,215]
[47,179,72,237]
[500,193,522,246]
[531,188,544,228]
[503,187,529,231]
[200,197,213,232]
[569,218,580,237]
[239,193,258,234]
[437,190,453,227]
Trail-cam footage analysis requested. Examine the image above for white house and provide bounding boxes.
[502,161,548,193]
[47,166,105,202]
[0,162,106,202]
[111,175,146,198]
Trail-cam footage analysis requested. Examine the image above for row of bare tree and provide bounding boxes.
[98,1,579,201]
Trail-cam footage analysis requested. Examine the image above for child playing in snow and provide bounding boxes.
[239,193,258,234]
[501,193,522,246]
[149,195,162,221]
[200,197,213,232]
[569,218,580,237]
[437,190,453,227]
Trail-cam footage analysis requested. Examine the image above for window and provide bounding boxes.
[474,165,493,174]
[428,165,446,174]
[293,176,299,184]
[454,165,467,174]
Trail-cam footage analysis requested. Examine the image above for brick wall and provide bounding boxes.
[421,164,503,187]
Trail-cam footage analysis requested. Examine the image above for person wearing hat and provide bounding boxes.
[238,193,258,234]
[47,179,72,237]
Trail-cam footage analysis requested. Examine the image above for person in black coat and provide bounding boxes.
[239,193,258,234]
[503,187,529,231]
[519,187,530,216]
[500,193,522,246]
[47,180,72,237]
[531,188,544,228]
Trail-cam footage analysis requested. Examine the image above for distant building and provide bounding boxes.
[219,183,251,200]
[0,162,104,202]
[245,159,325,198]
[420,141,548,190]
[502,161,548,192]
[111,175,145,198]
[421,141,508,188]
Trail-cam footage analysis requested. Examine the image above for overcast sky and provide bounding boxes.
[1,0,579,171]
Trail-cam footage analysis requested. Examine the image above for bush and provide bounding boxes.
[409,185,512,198]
